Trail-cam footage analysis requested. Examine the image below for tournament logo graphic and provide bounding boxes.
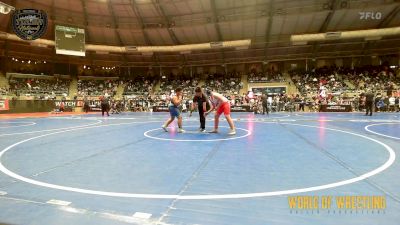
[11,9,47,40]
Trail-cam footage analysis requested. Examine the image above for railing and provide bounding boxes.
[123,91,150,96]
[5,73,71,80]
[248,79,286,83]
[14,89,69,96]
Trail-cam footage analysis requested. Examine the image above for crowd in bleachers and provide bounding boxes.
[2,66,399,113]
[8,78,70,97]
[204,73,243,95]
[147,77,200,109]
[77,79,119,97]
[123,78,155,95]
[289,65,400,111]
[116,73,245,112]
[158,78,200,96]
[348,65,399,93]
[290,66,352,97]
[291,65,399,95]
[248,72,286,83]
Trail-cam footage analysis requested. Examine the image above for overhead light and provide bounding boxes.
[2,29,251,54]
[83,65,86,69]
[210,42,223,48]
[291,27,400,42]
[0,2,15,14]
[221,40,251,48]
[125,46,138,52]
[325,32,342,39]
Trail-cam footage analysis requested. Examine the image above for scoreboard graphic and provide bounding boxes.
[55,25,85,56]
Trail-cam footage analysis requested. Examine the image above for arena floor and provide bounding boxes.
[0,112,399,225]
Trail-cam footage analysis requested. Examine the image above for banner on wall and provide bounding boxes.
[230,105,251,112]
[153,106,169,112]
[54,100,86,108]
[320,105,352,112]
[0,99,9,111]
[251,87,287,95]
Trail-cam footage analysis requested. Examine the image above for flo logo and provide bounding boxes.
[11,9,48,40]
[359,11,382,20]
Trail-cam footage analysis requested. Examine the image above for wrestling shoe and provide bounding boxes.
[178,128,186,133]
[228,129,236,135]
[162,125,168,132]
[208,129,218,133]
